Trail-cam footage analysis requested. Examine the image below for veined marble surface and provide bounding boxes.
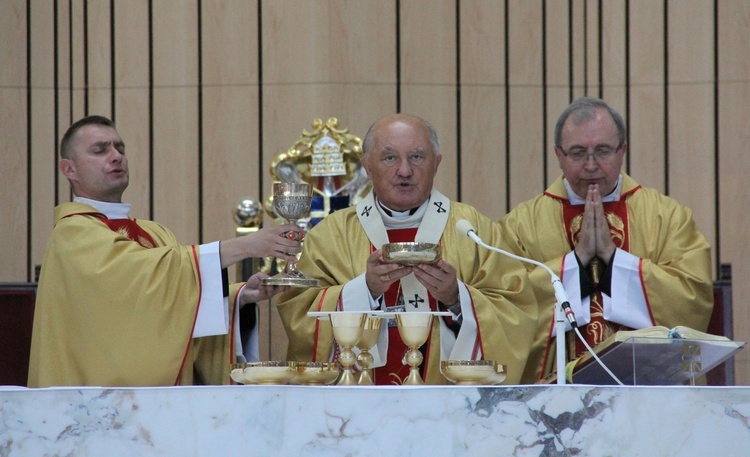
[2,384,750,456]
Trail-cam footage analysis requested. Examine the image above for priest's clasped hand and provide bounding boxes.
[574,184,616,266]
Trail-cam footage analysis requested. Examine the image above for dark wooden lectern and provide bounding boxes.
[0,283,36,386]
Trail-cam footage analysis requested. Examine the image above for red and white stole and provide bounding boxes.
[376,227,429,384]
[355,189,450,384]
[560,198,630,358]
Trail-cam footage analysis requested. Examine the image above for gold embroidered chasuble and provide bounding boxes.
[275,193,538,385]
[497,173,713,383]
[28,202,240,387]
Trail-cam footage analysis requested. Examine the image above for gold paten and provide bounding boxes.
[233,361,297,385]
[293,362,340,386]
[440,360,507,385]
[382,242,442,266]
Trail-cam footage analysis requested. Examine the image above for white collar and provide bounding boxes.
[74,196,132,220]
[563,174,623,205]
[376,199,428,229]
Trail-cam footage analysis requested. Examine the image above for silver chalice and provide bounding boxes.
[262,182,320,287]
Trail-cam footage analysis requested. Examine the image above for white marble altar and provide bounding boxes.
[2,384,749,456]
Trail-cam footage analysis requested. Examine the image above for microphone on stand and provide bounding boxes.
[455,219,577,328]
[455,219,623,385]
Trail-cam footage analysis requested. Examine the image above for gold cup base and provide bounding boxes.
[337,369,358,386]
[403,368,425,385]
[262,275,321,288]
[357,369,374,385]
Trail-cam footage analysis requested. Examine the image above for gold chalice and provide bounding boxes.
[328,311,368,386]
[355,316,382,385]
[395,312,436,385]
[262,182,320,287]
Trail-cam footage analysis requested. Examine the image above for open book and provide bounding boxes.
[542,326,742,385]
[607,325,729,342]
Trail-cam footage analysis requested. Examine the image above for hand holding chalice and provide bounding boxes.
[262,182,320,287]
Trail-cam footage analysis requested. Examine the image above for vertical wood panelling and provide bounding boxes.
[458,0,506,217]
[151,0,199,244]
[262,0,322,362]
[584,0,600,96]
[667,1,716,266]
[628,0,666,191]
[29,0,56,282]
[52,0,87,213]
[544,0,572,187]
[399,0,458,200]
[262,0,396,177]
[55,0,71,204]
[718,0,750,385]
[570,0,586,98]
[113,0,151,218]
[70,0,86,129]
[7,0,750,383]
[507,0,544,208]
[600,1,627,118]
[200,0,259,245]
[261,0,397,360]
[86,0,112,117]
[200,0,264,356]
[0,0,28,281]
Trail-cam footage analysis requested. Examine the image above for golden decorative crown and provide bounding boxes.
[266,118,371,222]
[270,117,363,184]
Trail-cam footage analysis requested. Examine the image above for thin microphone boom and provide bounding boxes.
[455,219,576,328]
[455,219,624,386]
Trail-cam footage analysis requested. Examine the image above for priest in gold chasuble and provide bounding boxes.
[497,98,713,384]
[276,114,538,385]
[28,115,300,387]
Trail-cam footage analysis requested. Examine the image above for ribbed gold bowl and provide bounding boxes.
[382,242,442,266]
[440,360,506,385]
[231,361,297,385]
[230,363,248,384]
[293,362,340,385]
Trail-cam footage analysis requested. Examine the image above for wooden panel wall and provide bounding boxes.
[3,0,749,383]
[1,0,30,284]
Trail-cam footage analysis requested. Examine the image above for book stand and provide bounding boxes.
[571,337,746,385]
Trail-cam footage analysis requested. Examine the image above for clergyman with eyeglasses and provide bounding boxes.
[497,97,713,384]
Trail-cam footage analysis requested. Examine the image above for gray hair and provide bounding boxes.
[362,114,440,157]
[554,97,626,148]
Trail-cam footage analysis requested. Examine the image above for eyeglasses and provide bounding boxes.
[558,143,623,163]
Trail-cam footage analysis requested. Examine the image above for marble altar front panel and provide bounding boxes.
[2,385,749,456]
